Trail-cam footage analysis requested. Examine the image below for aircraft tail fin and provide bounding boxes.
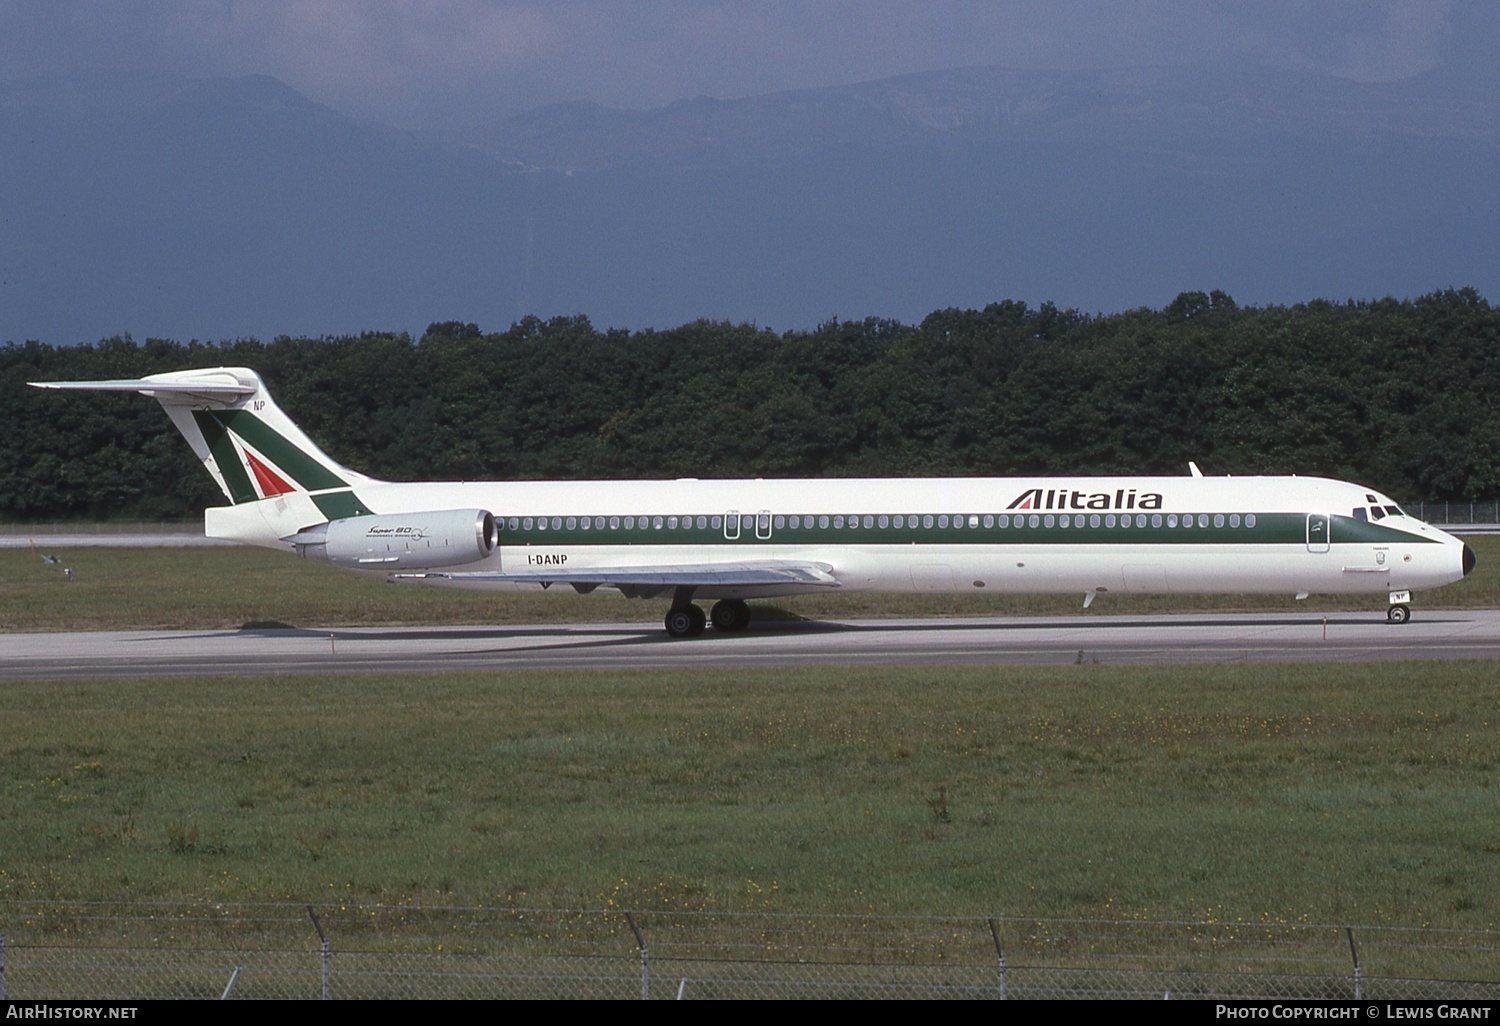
[29,367,377,520]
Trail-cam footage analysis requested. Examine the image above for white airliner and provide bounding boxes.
[32,367,1475,637]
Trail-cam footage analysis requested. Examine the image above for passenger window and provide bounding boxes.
[695,515,706,529]
[878,515,889,529]
[1246,514,1257,528]
[1089,514,1101,528]
[566,517,577,530]
[653,516,664,529]
[1167,514,1178,528]
[863,515,874,529]
[923,515,934,529]
[774,516,784,529]
[508,517,520,531]
[1230,514,1241,528]
[523,517,534,530]
[1028,515,1040,528]
[819,515,830,529]
[1058,515,1070,529]
[1151,514,1163,528]
[1197,514,1209,528]
[997,515,1010,528]
[1213,514,1225,528]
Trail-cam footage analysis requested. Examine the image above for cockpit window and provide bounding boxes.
[1385,506,1402,517]
[1353,508,1368,522]
[1370,507,1386,521]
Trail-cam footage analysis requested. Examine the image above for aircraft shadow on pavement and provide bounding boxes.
[214,612,1466,647]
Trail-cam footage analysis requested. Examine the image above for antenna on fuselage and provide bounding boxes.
[1188,462,1204,478]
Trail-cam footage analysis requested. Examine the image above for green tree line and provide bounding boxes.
[3,288,1497,521]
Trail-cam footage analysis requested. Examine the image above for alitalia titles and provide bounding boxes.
[1008,487,1164,512]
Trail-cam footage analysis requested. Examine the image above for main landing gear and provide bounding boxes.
[664,604,707,638]
[663,591,752,638]
[710,599,752,633]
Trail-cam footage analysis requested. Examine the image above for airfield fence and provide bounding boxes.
[1415,501,1500,529]
[1,904,1496,1000]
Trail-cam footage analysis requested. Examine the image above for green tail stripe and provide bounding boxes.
[312,490,370,520]
[210,411,347,491]
[192,411,258,504]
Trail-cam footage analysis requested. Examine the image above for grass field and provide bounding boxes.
[2,663,1497,931]
[2,534,1496,631]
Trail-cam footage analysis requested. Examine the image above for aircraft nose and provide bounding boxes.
[1463,543,1476,577]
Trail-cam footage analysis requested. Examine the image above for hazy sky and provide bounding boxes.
[2,1,1493,131]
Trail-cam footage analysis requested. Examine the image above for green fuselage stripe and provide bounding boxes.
[313,490,371,520]
[489,512,1438,548]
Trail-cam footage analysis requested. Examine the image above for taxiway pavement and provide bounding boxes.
[3,610,1498,680]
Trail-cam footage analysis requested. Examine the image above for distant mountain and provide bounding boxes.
[2,64,1495,344]
[483,64,1500,169]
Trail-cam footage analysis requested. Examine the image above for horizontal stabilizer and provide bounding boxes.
[29,371,256,403]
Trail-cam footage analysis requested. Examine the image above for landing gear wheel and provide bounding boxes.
[665,604,707,638]
[711,599,752,632]
[1387,604,1411,625]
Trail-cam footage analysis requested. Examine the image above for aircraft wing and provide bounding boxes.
[399,560,840,597]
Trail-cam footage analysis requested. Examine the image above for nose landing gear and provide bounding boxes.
[1387,590,1411,625]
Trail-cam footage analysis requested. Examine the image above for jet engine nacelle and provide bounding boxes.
[288,509,496,570]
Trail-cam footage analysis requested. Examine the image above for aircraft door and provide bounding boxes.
[1306,513,1330,553]
[756,510,773,540]
[724,510,741,540]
